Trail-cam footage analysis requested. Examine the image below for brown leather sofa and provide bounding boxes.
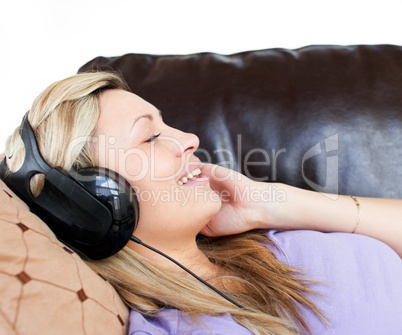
[1,45,401,335]
[79,44,402,199]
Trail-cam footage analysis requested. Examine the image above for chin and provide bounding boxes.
[186,196,221,223]
[200,197,222,221]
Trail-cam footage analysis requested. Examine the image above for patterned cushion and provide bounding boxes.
[0,154,129,334]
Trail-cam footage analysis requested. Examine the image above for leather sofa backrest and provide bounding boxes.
[79,45,402,198]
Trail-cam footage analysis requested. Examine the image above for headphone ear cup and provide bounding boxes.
[72,167,140,259]
[1,113,138,260]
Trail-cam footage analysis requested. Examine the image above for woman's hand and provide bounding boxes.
[199,163,402,257]
[199,164,276,236]
[199,164,402,257]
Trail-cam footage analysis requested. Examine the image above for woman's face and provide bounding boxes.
[95,89,221,249]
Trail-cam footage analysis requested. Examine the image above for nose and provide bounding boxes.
[171,127,199,157]
[181,131,200,156]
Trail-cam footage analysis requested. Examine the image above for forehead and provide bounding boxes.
[99,89,156,118]
[95,90,158,140]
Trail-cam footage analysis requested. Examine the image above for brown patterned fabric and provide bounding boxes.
[0,154,129,335]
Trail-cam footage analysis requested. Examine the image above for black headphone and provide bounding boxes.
[0,113,139,260]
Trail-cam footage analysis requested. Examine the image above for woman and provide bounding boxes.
[3,72,402,335]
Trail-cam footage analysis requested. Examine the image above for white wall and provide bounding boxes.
[1,0,401,153]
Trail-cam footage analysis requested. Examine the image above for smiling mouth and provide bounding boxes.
[177,168,202,185]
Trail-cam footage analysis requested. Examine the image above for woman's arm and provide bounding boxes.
[256,183,402,257]
[200,164,402,257]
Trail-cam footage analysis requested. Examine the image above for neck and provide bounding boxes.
[129,235,245,294]
[128,236,219,280]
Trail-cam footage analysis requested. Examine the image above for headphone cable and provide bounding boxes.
[130,235,247,310]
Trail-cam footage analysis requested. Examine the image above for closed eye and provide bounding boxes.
[145,133,161,142]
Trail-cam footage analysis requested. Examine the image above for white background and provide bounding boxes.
[1,0,401,153]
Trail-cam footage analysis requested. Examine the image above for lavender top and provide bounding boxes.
[129,230,402,334]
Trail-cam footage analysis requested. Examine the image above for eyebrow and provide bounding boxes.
[130,109,162,130]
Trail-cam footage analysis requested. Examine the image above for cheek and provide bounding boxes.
[115,149,151,183]
[95,140,148,180]
[122,147,182,183]
[149,148,184,180]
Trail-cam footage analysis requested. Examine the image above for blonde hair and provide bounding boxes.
[5,72,126,195]
[4,72,327,335]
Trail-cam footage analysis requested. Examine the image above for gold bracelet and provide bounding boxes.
[350,195,361,233]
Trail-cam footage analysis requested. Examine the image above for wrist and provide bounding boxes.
[252,182,290,230]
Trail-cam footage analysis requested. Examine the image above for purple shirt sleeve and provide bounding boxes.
[129,230,402,334]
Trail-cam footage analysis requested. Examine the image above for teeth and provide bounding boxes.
[178,168,202,185]
[192,168,201,176]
